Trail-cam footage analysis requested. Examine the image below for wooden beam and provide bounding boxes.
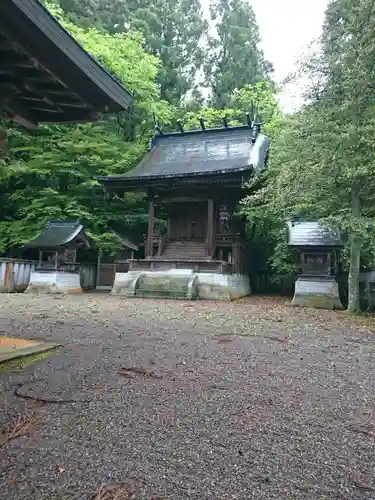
[14,59,39,69]
[35,111,100,124]
[0,52,29,68]
[167,216,172,239]
[0,39,17,52]
[24,82,54,105]
[59,101,88,109]
[207,199,214,259]
[146,199,154,258]
[160,196,206,203]
[26,74,57,83]
[2,97,37,128]
[24,79,87,109]
[29,105,61,113]
[0,82,21,97]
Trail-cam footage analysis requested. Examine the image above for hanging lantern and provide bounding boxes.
[219,204,231,233]
[0,127,7,141]
[0,127,7,153]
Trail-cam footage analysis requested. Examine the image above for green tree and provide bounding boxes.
[204,0,273,108]
[57,0,207,104]
[179,81,281,141]
[243,0,375,312]
[0,5,175,253]
[230,81,279,122]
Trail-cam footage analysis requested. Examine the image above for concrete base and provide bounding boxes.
[0,335,59,363]
[111,269,250,301]
[291,277,343,310]
[25,271,83,294]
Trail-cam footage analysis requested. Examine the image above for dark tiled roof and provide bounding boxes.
[113,232,138,251]
[287,221,343,247]
[97,126,269,184]
[25,220,88,248]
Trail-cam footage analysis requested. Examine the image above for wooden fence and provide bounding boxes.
[250,271,295,296]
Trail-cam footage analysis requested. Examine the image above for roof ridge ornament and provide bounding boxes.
[177,119,184,134]
[152,112,163,135]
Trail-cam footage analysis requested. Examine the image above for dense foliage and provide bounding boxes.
[242,0,375,311]
[0,3,174,252]
[57,0,207,104]
[204,0,273,108]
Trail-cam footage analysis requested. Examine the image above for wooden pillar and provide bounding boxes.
[232,242,237,274]
[167,216,172,239]
[147,199,154,258]
[207,199,214,259]
[96,248,102,287]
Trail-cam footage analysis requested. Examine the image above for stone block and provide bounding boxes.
[25,271,83,294]
[291,277,343,309]
[111,269,250,301]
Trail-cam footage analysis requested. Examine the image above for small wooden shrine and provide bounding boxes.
[96,233,139,289]
[0,0,132,128]
[98,118,270,300]
[25,220,90,294]
[287,219,344,309]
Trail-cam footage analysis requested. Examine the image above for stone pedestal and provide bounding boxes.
[25,271,83,294]
[291,276,343,309]
[111,269,250,301]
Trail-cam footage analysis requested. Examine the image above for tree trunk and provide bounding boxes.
[347,183,361,313]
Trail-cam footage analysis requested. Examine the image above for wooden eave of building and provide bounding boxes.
[0,0,132,128]
[97,167,252,192]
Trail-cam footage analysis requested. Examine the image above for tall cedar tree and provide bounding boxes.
[57,0,207,104]
[244,0,375,312]
[204,0,273,108]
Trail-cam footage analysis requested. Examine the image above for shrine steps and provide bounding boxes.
[160,241,207,260]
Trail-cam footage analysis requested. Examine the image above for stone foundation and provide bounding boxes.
[291,277,343,310]
[25,271,83,294]
[111,269,250,301]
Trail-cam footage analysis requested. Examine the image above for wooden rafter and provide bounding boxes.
[0,0,132,126]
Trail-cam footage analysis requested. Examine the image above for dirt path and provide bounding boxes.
[1,293,375,499]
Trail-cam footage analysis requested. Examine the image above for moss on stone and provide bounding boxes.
[0,348,56,373]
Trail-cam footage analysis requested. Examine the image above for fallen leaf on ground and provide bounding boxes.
[240,414,259,424]
[2,413,40,443]
[94,484,132,500]
[348,424,375,437]
[352,479,375,492]
[119,366,162,379]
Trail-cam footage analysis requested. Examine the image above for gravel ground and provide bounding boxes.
[1,293,375,500]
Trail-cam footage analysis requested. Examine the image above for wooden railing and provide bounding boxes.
[157,234,168,256]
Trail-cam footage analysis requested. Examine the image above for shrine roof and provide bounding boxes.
[97,126,269,189]
[287,221,343,248]
[25,220,89,248]
[0,0,132,127]
[112,232,139,251]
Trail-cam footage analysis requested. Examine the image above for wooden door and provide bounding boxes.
[170,203,206,240]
